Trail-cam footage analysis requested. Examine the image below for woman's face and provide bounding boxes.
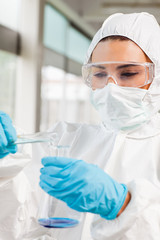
[91,39,152,89]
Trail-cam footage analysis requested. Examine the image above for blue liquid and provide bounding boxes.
[38,217,79,228]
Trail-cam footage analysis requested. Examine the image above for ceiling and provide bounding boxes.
[60,0,160,31]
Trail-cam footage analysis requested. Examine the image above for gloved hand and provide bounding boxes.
[40,156,128,220]
[0,111,17,159]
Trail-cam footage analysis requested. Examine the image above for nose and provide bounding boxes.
[106,75,116,85]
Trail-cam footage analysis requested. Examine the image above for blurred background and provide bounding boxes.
[0,0,159,133]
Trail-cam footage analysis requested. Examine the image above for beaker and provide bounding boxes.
[37,143,83,228]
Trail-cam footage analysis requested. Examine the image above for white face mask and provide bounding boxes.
[90,83,153,131]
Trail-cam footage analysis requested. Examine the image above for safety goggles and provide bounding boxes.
[82,61,155,88]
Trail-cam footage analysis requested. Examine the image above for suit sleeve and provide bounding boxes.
[91,179,160,240]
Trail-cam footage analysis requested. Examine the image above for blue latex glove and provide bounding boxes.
[40,156,128,220]
[0,111,17,158]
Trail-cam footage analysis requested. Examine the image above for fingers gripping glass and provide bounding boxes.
[82,61,155,88]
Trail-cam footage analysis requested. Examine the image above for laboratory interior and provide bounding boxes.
[0,0,159,134]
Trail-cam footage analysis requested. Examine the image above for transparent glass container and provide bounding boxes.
[37,143,83,228]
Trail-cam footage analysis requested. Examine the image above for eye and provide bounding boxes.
[120,72,139,78]
[93,72,108,78]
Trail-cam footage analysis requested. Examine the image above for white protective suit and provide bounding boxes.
[1,12,160,240]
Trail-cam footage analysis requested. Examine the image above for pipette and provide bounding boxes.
[14,131,57,145]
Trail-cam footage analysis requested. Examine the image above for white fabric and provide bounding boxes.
[91,83,150,131]
[0,12,160,240]
[1,119,160,239]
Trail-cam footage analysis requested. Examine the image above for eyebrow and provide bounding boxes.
[92,63,138,70]
[116,64,138,69]
[92,64,106,69]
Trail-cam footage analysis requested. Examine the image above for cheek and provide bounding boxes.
[140,83,151,90]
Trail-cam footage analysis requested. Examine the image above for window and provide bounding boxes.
[0,50,17,118]
[67,26,91,63]
[43,4,68,55]
[0,0,21,30]
[41,4,99,131]
[0,0,20,121]
[43,4,91,63]
[40,65,100,131]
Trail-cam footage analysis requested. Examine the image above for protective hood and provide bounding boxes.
[85,12,160,128]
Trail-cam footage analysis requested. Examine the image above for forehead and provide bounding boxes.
[91,40,150,63]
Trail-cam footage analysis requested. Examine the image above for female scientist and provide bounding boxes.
[0,12,160,240]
